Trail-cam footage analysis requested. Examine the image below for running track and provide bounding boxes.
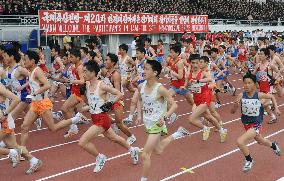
[0,73,283,181]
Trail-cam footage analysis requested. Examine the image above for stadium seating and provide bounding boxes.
[0,0,283,20]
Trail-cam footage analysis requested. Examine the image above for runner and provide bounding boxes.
[20,50,88,146]
[78,60,139,173]
[231,72,281,172]
[118,44,136,93]
[182,54,227,142]
[0,83,42,174]
[129,60,190,181]
[101,53,136,145]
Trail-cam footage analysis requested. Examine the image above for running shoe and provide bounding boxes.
[127,135,137,145]
[111,123,120,134]
[174,126,191,139]
[123,116,133,126]
[272,141,281,156]
[64,124,79,139]
[53,111,63,120]
[129,147,139,165]
[202,127,211,141]
[74,112,90,124]
[8,149,20,168]
[268,116,277,124]
[167,113,178,124]
[26,159,43,175]
[215,102,221,109]
[242,160,254,172]
[34,118,42,130]
[220,128,228,143]
[94,154,107,173]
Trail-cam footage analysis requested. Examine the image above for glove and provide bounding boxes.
[100,101,114,112]
[80,84,86,95]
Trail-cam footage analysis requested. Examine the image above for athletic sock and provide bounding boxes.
[30,157,39,165]
[245,154,252,162]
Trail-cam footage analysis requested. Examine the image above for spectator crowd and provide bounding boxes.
[0,0,283,21]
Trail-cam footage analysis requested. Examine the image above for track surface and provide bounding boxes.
[0,73,283,181]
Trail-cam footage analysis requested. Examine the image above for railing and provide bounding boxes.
[0,15,283,26]
[0,15,38,26]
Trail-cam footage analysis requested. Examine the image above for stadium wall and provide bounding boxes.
[1,24,284,55]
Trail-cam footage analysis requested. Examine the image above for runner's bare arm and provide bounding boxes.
[70,65,85,85]
[258,92,281,115]
[170,60,184,79]
[34,68,51,94]
[158,86,177,118]
[101,82,123,103]
[231,93,243,114]
[200,70,213,83]
[0,84,20,114]
[112,71,122,91]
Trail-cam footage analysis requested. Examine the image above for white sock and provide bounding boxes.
[71,116,80,124]
[141,177,148,181]
[271,113,276,120]
[128,114,134,120]
[9,149,17,156]
[0,141,6,148]
[219,127,225,133]
[203,126,209,131]
[30,157,39,165]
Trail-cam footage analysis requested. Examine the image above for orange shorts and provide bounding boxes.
[31,98,53,115]
[1,119,14,134]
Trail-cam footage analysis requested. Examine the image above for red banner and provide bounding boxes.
[38,10,208,35]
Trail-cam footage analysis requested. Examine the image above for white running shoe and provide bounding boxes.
[64,124,79,139]
[74,112,90,124]
[9,149,20,168]
[123,116,133,126]
[174,127,191,139]
[129,147,139,165]
[94,154,107,173]
[26,159,43,175]
[52,111,63,120]
[127,135,137,145]
[242,160,254,172]
[203,127,211,141]
[215,102,221,109]
[167,113,178,124]
[111,123,120,134]
[34,118,42,130]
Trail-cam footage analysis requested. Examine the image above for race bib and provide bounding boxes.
[190,83,201,93]
[242,99,261,117]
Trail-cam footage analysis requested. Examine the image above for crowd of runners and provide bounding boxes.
[0,30,283,181]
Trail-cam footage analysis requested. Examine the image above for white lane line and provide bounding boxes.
[14,100,235,136]
[160,128,284,181]
[34,103,284,181]
[3,101,237,161]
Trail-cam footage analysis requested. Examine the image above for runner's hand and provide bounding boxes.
[275,108,281,116]
[156,118,165,127]
[135,116,141,125]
